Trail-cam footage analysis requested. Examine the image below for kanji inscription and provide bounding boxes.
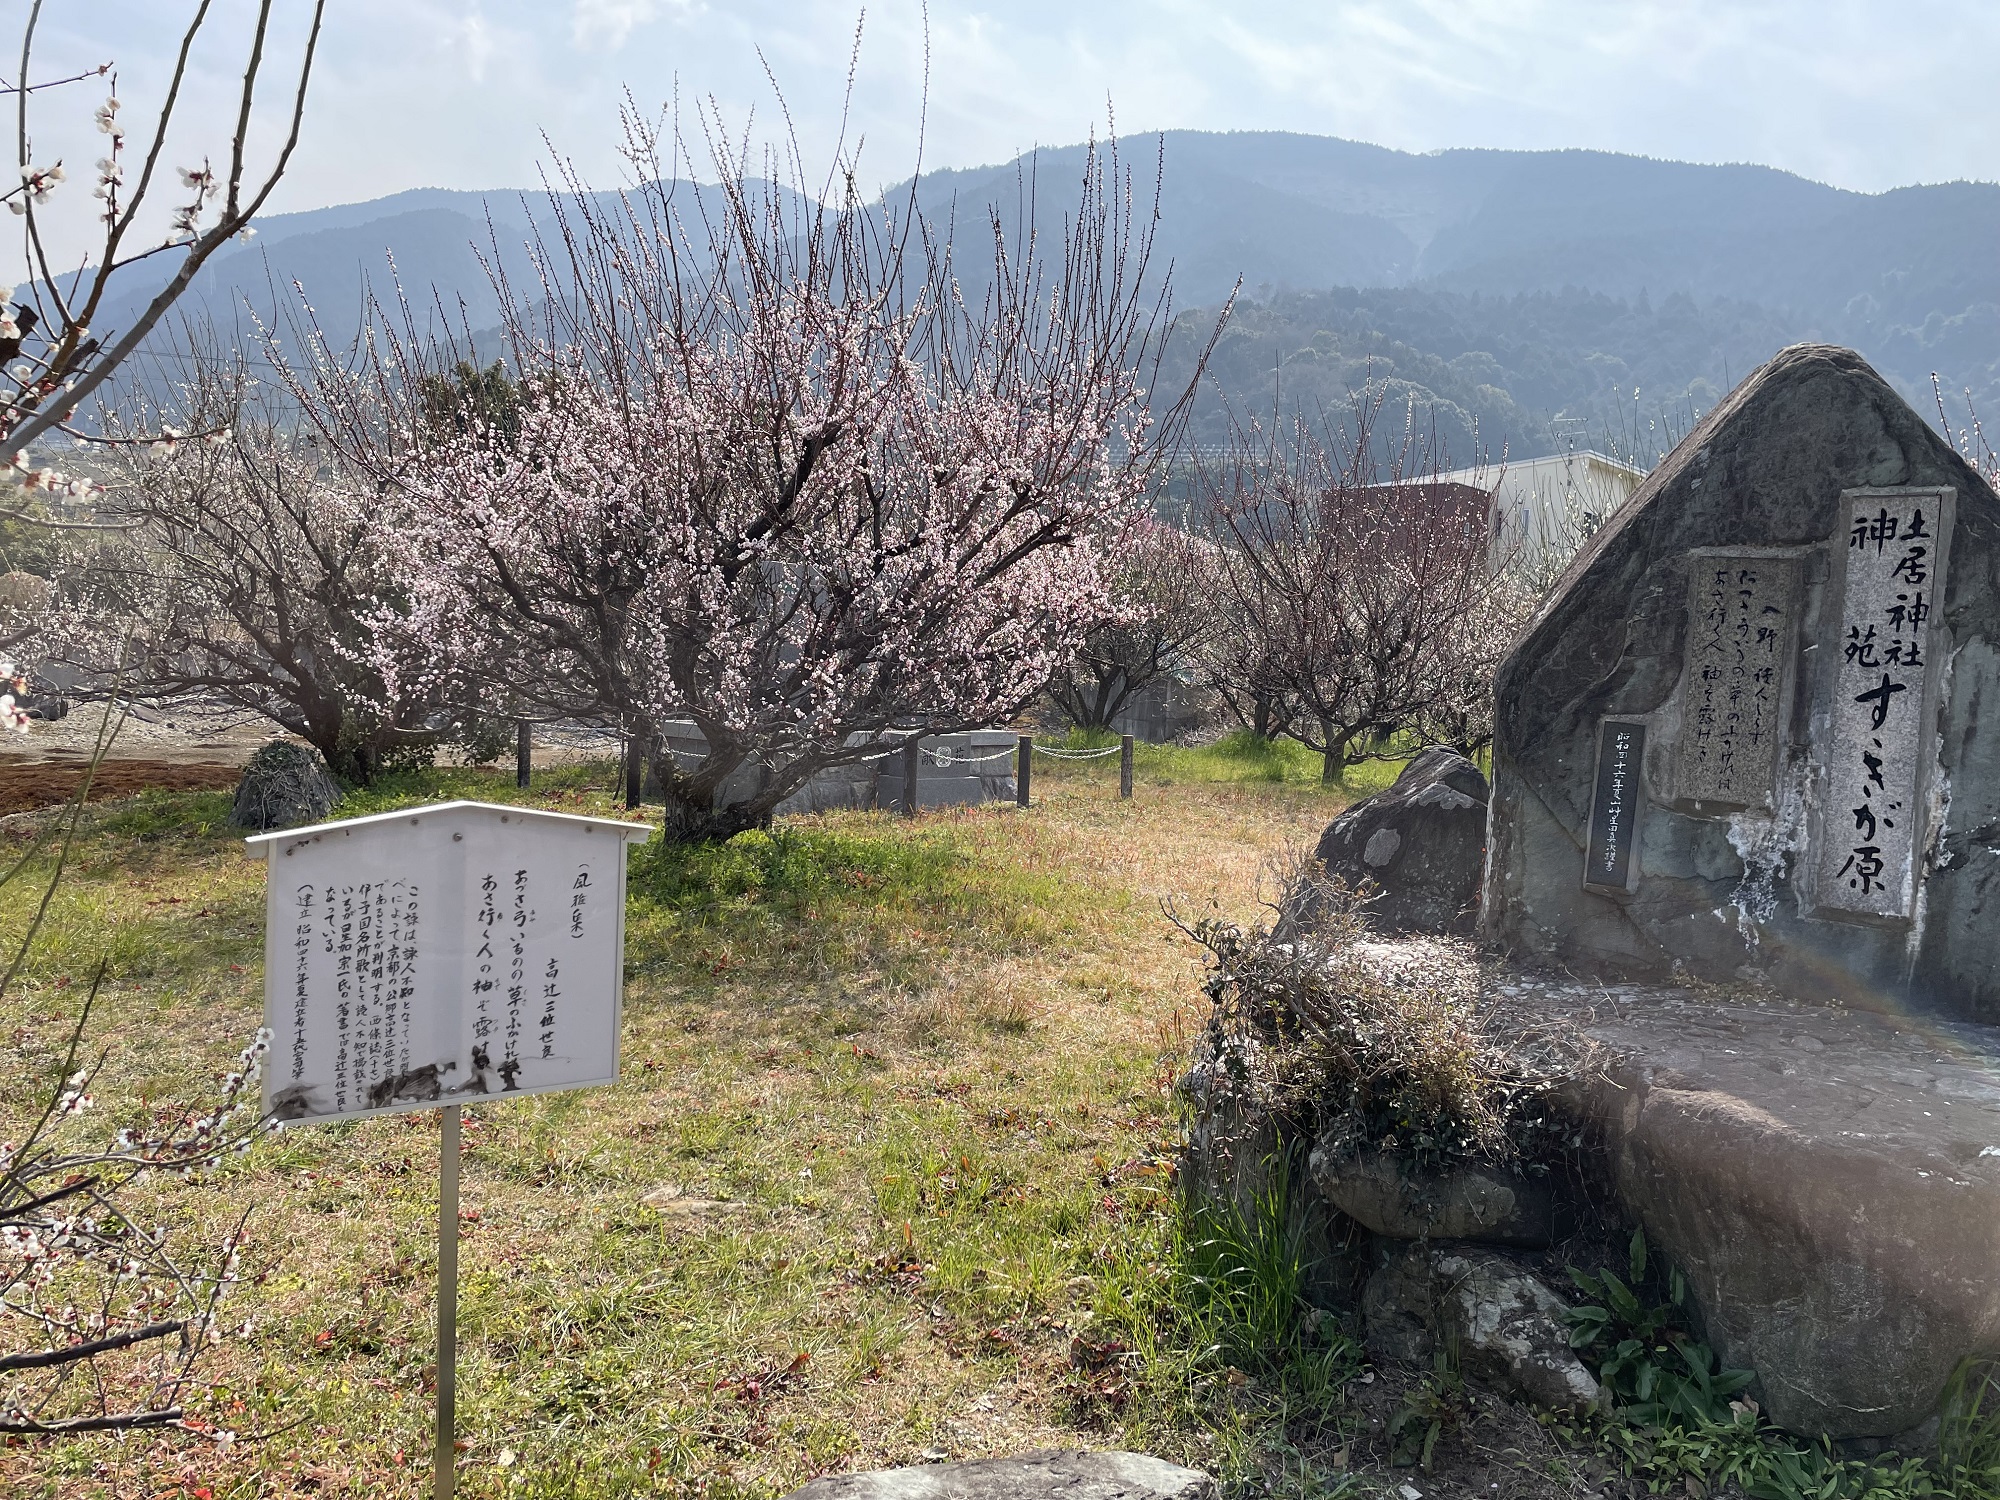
[1675,551,1801,806]
[1583,720,1647,894]
[1811,489,1953,921]
[249,802,649,1124]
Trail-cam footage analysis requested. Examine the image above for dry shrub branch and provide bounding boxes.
[1175,856,1591,1176]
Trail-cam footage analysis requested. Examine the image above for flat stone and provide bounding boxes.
[782,1451,1215,1500]
[1309,1146,1555,1247]
[1507,973,2000,1438]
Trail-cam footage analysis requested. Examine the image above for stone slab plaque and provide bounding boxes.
[1584,719,1647,894]
[1674,549,1802,807]
[1809,488,1955,923]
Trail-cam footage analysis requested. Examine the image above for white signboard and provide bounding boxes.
[246,801,652,1124]
[1809,488,1954,923]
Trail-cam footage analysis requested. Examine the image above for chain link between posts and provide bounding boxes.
[1030,742,1124,759]
[652,738,1018,768]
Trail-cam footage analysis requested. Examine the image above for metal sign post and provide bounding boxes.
[245,801,652,1497]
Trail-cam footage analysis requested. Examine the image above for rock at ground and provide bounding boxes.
[1309,1147,1555,1248]
[1179,1032,1285,1221]
[228,741,342,830]
[1527,978,2000,1438]
[781,1450,1214,1500]
[1362,1243,1601,1412]
[1286,748,1488,937]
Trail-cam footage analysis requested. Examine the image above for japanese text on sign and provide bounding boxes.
[1584,720,1648,892]
[1811,490,1952,921]
[1675,551,1800,806]
[250,803,649,1124]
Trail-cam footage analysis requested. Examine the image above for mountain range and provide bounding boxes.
[74,131,2000,464]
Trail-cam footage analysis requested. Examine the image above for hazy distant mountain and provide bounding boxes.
[73,132,2000,461]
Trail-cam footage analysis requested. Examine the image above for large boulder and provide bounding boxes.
[1288,749,1489,937]
[1521,976,2000,1439]
[1483,344,2000,1022]
[783,1451,1214,1500]
[228,741,342,830]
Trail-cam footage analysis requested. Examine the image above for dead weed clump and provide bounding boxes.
[1175,861,1589,1175]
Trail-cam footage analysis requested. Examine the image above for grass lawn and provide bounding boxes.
[0,738,1390,1500]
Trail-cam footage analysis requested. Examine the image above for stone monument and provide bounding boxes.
[1484,344,2000,1020]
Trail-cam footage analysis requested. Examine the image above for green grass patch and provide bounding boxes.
[1032,727,1404,797]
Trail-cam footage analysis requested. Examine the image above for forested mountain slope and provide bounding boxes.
[68,133,2000,461]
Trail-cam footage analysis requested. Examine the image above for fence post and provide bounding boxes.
[902,737,922,817]
[624,734,642,810]
[1120,735,1134,800]
[1016,734,1032,808]
[515,719,532,790]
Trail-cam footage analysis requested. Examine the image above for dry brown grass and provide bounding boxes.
[0,755,1350,1499]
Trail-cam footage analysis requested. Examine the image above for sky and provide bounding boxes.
[16,0,2000,258]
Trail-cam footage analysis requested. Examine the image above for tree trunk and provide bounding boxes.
[653,782,764,843]
[650,746,794,843]
[1320,720,1355,786]
[623,734,643,809]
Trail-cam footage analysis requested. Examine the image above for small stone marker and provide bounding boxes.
[1583,720,1645,894]
[1484,344,2000,1019]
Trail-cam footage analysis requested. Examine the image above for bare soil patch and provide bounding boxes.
[0,755,242,815]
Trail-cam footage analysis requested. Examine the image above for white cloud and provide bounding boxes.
[572,0,691,50]
[460,12,496,84]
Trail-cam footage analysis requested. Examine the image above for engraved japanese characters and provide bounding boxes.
[1674,551,1802,807]
[248,802,650,1125]
[1809,489,1954,921]
[1584,720,1647,894]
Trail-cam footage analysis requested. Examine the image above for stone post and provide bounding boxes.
[902,737,922,817]
[1120,735,1135,799]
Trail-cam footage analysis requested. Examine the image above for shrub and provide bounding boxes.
[1175,866,1588,1175]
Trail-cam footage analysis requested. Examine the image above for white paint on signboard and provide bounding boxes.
[1808,489,1954,923]
[246,801,652,1124]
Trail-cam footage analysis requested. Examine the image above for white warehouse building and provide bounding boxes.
[1436,449,1650,581]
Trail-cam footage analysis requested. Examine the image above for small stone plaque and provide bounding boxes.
[1810,488,1955,922]
[1584,719,1647,893]
[1675,550,1802,806]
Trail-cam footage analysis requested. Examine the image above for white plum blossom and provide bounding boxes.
[299,114,1189,840]
[9,162,66,213]
[3,1024,272,1430]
